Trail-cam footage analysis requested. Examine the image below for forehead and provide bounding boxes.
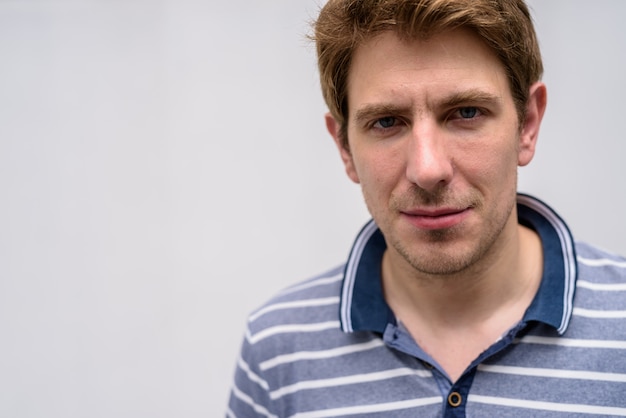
[347,28,512,113]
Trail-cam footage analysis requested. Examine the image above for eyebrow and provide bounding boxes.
[354,103,410,127]
[352,88,503,125]
[439,89,502,109]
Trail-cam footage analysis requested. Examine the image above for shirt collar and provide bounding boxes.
[339,193,578,335]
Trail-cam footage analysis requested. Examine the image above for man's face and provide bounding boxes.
[326,28,543,276]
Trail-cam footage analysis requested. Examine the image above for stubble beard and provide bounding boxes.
[382,186,517,278]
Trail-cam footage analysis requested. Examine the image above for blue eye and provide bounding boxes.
[459,107,478,119]
[374,117,397,128]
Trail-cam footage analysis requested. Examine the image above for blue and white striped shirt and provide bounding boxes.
[228,194,626,417]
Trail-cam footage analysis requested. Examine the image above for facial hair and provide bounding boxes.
[382,185,517,277]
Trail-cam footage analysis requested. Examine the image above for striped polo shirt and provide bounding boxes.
[227,194,626,417]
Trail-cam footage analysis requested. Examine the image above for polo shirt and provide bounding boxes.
[227,194,626,417]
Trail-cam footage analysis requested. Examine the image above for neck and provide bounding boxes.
[382,221,543,381]
[383,222,542,326]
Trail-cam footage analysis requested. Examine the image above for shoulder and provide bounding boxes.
[575,241,626,284]
[244,265,346,350]
[568,241,626,339]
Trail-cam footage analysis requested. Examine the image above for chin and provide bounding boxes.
[393,234,490,277]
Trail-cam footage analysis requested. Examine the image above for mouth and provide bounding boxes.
[400,207,472,230]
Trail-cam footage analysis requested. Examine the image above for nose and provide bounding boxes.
[405,125,453,192]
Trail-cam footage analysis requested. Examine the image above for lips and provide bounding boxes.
[400,207,471,230]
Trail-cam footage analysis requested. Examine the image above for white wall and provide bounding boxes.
[0,1,624,416]
[522,0,626,257]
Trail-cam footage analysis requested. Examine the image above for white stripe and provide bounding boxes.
[249,297,340,322]
[260,339,384,371]
[479,364,626,382]
[248,321,340,345]
[470,394,626,416]
[340,220,378,332]
[519,335,626,349]
[578,256,626,268]
[517,195,577,334]
[230,384,278,418]
[277,273,344,297]
[270,367,432,400]
[237,356,269,390]
[288,397,442,418]
[574,307,626,318]
[225,407,235,418]
[578,280,626,291]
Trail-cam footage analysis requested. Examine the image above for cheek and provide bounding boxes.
[455,137,520,187]
[490,147,520,191]
[353,149,404,193]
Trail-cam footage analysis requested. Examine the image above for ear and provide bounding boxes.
[325,113,360,184]
[518,82,547,167]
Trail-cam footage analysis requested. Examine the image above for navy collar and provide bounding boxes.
[339,193,578,335]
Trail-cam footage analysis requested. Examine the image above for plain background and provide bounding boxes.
[1,0,625,416]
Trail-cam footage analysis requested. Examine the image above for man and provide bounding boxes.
[228,0,626,416]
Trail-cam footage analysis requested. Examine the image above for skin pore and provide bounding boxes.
[326,28,547,382]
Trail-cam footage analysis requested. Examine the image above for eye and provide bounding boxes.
[458,107,479,119]
[373,116,397,129]
[446,106,485,124]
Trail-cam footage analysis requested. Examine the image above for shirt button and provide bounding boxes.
[448,392,462,407]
